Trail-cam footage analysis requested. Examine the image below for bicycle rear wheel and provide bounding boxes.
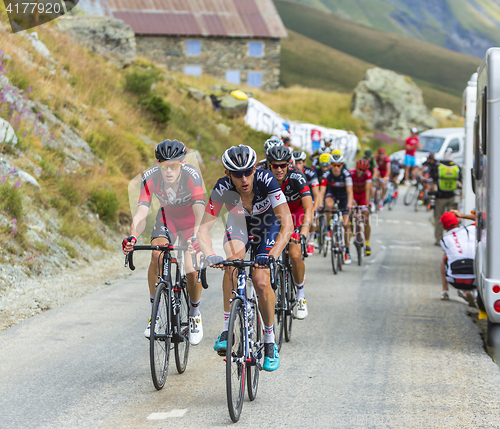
[150,282,171,391]
[274,268,285,351]
[338,223,345,271]
[226,298,245,423]
[404,185,418,205]
[247,294,261,401]
[355,224,363,266]
[331,225,339,274]
[284,267,295,342]
[174,278,190,374]
[387,183,397,210]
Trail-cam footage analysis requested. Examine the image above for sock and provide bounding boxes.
[366,240,370,247]
[295,280,305,299]
[263,325,275,343]
[222,311,231,332]
[345,247,350,255]
[189,299,200,317]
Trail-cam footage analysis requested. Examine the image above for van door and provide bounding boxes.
[447,137,463,166]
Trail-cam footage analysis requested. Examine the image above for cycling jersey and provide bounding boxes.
[303,166,319,188]
[376,155,391,178]
[280,169,312,228]
[139,164,205,216]
[207,169,287,256]
[321,168,352,214]
[139,163,205,244]
[441,225,476,286]
[349,169,372,206]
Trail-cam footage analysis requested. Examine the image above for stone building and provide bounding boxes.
[77,0,288,91]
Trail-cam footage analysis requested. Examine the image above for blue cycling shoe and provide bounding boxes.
[263,343,280,372]
[213,331,228,353]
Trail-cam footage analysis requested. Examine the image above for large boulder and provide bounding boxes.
[57,15,136,68]
[220,94,248,117]
[351,68,437,139]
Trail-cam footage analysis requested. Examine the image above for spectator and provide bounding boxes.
[439,211,476,304]
[404,127,420,184]
[434,159,461,245]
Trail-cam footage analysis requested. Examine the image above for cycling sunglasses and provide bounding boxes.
[332,163,343,167]
[231,168,254,179]
[159,161,183,170]
[271,163,288,170]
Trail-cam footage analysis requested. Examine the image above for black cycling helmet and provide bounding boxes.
[264,137,283,152]
[222,145,257,171]
[266,145,292,163]
[292,151,307,162]
[155,139,187,162]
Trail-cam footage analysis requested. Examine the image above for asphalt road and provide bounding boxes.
[2,197,500,429]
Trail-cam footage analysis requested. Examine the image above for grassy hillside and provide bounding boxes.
[280,30,464,113]
[275,0,480,97]
[286,0,500,51]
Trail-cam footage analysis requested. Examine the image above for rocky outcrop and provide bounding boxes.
[351,68,437,139]
[57,15,136,68]
[219,94,249,117]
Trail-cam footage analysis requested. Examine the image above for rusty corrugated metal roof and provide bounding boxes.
[81,0,287,38]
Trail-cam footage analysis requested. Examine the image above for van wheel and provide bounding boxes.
[487,319,500,348]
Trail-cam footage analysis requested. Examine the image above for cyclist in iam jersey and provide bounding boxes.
[267,146,314,319]
[197,145,293,372]
[122,139,206,344]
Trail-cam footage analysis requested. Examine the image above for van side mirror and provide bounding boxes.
[471,168,476,194]
[474,114,482,181]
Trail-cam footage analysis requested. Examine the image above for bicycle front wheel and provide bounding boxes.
[174,279,190,374]
[404,185,418,205]
[226,298,246,423]
[274,268,285,351]
[284,269,295,343]
[331,225,339,274]
[150,282,171,391]
[247,294,261,401]
[317,215,325,254]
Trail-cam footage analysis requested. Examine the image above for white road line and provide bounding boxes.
[391,240,420,245]
[388,245,421,250]
[404,221,413,225]
[147,409,188,420]
[385,219,400,223]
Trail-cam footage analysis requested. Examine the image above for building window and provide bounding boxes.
[184,66,202,77]
[185,40,201,56]
[247,71,263,87]
[225,70,241,85]
[248,42,264,57]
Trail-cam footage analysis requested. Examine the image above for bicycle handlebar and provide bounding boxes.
[210,256,276,288]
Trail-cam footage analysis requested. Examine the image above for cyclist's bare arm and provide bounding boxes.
[316,185,327,211]
[347,184,353,209]
[311,186,320,210]
[269,203,294,260]
[123,205,150,254]
[196,212,218,258]
[300,195,314,237]
[191,202,205,238]
[366,182,372,206]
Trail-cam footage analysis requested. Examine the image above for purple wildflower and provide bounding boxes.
[50,133,54,139]
[10,168,15,174]
[23,132,27,137]
[40,130,45,136]
[211,157,216,161]
[10,104,14,109]
[11,218,17,224]
[22,107,26,113]
[27,87,32,93]
[1,176,5,182]
[37,113,42,118]
[14,181,21,188]
[197,135,201,140]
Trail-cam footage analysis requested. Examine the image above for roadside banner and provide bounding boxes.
[244,98,358,161]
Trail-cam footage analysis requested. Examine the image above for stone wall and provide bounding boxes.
[136,36,281,91]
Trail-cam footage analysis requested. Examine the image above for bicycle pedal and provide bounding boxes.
[217,350,226,357]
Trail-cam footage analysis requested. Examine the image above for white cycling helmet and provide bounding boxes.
[264,137,284,153]
[222,145,257,172]
[317,146,331,155]
[292,151,307,162]
[331,153,345,164]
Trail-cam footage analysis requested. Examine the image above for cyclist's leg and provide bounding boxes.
[324,195,335,229]
[362,208,371,254]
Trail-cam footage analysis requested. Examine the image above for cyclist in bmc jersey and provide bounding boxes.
[267,146,313,319]
[122,139,206,345]
[350,158,373,256]
[375,148,391,204]
[317,152,354,264]
[197,145,293,372]
[293,150,320,255]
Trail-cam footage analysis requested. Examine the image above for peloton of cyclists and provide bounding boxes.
[292,150,321,255]
[197,145,294,372]
[122,139,206,345]
[267,145,314,319]
[350,158,373,256]
[317,152,354,264]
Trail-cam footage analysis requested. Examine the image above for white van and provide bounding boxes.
[415,127,464,167]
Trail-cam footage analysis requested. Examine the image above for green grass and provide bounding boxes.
[280,30,464,113]
[275,0,480,96]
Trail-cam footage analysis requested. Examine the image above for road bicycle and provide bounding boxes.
[372,178,383,213]
[384,180,398,210]
[404,176,429,206]
[329,206,345,274]
[211,256,276,423]
[317,209,327,255]
[414,177,433,212]
[350,205,368,266]
[125,243,208,391]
